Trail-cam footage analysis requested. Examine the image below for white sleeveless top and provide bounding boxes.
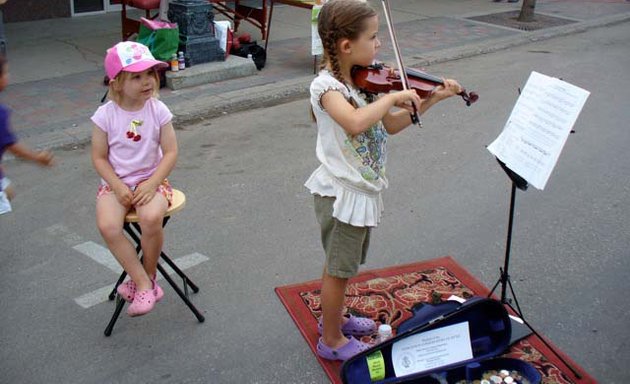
[305,70,388,227]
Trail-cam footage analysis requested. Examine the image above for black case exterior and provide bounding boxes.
[340,297,541,384]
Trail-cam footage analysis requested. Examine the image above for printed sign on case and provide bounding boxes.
[391,322,473,377]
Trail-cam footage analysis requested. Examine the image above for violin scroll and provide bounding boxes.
[461,90,479,107]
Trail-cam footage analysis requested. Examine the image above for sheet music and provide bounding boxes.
[487,71,590,190]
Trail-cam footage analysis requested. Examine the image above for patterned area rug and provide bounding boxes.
[275,256,595,384]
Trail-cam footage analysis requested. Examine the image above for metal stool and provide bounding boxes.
[104,189,205,336]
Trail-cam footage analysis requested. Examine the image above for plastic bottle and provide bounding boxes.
[178,51,185,70]
[376,324,392,344]
[170,54,179,72]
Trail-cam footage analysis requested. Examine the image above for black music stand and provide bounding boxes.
[489,158,582,379]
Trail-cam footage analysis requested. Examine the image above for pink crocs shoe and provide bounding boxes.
[116,279,136,303]
[117,277,163,303]
[153,280,164,302]
[127,286,157,317]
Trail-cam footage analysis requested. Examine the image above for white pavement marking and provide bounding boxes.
[74,286,115,309]
[46,223,84,246]
[73,252,210,309]
[157,252,209,276]
[73,241,123,274]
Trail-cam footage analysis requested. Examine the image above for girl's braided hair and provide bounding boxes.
[318,0,377,84]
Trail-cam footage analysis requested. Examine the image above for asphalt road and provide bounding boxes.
[1,21,629,384]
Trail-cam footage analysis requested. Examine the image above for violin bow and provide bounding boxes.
[380,0,421,126]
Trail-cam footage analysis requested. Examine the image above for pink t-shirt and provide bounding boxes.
[91,98,173,186]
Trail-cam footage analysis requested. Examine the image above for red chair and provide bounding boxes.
[121,0,161,41]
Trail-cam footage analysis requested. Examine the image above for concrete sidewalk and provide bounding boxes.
[2,0,629,150]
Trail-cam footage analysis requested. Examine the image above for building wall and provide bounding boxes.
[2,0,71,23]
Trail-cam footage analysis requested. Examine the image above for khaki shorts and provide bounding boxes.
[314,195,371,278]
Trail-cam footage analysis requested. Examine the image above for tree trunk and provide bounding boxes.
[518,0,537,22]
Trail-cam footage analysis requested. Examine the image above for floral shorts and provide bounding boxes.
[96,179,173,207]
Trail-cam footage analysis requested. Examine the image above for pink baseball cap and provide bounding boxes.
[104,41,168,80]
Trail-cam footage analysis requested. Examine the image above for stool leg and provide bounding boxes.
[106,213,204,336]
[105,223,142,335]
[109,271,128,301]
[157,263,205,323]
[127,223,143,249]
[104,297,126,336]
[159,252,200,293]
[130,220,199,292]
[109,223,142,300]
[124,223,144,258]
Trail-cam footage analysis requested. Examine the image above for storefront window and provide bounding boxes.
[73,0,104,14]
[71,0,121,15]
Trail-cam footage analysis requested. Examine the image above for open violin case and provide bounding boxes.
[340,297,541,384]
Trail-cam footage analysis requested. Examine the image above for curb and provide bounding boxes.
[21,12,630,152]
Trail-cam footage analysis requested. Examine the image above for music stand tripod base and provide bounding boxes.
[489,158,582,379]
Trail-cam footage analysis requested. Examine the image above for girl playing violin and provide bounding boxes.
[305,0,463,361]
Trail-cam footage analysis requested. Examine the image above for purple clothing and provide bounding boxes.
[91,98,172,186]
[0,104,18,180]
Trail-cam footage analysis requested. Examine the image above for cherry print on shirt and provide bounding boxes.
[127,119,143,141]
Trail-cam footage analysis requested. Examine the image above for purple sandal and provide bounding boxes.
[318,314,377,337]
[317,336,371,361]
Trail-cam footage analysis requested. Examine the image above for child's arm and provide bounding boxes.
[322,89,421,136]
[132,122,178,206]
[7,142,54,166]
[91,125,133,207]
[383,78,463,135]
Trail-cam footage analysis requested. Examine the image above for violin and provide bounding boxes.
[352,63,479,107]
